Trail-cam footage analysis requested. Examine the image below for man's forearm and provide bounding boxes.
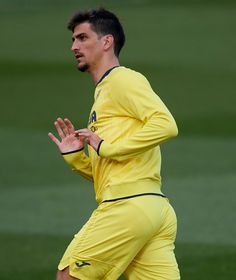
[62,150,93,181]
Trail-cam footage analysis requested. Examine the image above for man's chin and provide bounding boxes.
[77,63,89,72]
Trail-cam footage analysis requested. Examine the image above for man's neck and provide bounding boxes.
[89,56,120,84]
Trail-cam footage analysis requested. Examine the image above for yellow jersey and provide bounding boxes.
[63,66,178,203]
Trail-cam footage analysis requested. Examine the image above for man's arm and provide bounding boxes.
[62,150,93,181]
[99,111,177,161]
[48,118,93,181]
[78,72,178,161]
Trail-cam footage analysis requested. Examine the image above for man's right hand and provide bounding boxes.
[48,118,84,154]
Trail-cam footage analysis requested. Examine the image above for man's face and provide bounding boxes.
[71,22,104,72]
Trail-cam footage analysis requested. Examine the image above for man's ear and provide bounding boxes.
[103,34,114,51]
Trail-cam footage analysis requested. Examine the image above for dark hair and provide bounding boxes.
[67,8,125,57]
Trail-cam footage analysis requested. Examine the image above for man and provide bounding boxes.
[48,8,180,280]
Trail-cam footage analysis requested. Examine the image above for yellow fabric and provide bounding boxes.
[58,195,180,280]
[63,150,93,181]
[63,66,178,203]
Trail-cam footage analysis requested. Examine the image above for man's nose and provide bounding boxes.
[71,41,79,52]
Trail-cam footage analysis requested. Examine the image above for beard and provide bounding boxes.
[77,62,89,72]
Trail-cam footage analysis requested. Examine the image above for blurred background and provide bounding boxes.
[0,0,235,279]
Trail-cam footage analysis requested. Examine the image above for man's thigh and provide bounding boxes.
[56,267,77,280]
[58,199,148,279]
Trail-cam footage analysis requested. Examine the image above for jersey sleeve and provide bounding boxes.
[62,150,93,181]
[98,71,178,161]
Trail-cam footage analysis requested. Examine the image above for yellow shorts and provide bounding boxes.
[58,194,180,280]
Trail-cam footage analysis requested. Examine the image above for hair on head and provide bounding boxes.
[68,8,125,57]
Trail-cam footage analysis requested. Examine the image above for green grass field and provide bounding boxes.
[1,0,236,279]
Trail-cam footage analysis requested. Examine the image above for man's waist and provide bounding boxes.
[97,180,163,204]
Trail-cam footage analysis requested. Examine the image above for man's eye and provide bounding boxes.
[80,35,87,41]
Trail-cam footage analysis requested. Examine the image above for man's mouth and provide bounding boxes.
[75,54,84,61]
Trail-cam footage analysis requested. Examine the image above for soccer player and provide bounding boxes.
[48,8,180,280]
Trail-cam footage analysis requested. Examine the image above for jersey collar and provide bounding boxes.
[96,66,120,86]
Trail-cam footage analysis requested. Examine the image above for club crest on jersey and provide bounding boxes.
[88,111,97,125]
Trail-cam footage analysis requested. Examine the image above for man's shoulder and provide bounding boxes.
[110,66,147,84]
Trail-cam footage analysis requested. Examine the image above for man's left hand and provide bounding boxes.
[75,129,102,152]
